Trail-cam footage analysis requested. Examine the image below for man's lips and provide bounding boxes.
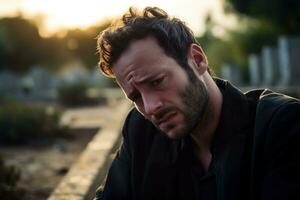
[157,111,177,127]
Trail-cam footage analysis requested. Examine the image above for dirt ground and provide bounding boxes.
[0,89,126,200]
[0,129,97,200]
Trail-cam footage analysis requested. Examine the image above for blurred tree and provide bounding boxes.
[196,15,215,52]
[197,0,288,76]
[195,13,279,79]
[0,17,43,73]
[227,0,300,34]
[38,36,72,71]
[64,22,110,70]
[196,14,246,72]
[0,15,110,73]
[232,19,278,54]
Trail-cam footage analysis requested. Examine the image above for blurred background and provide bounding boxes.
[0,0,299,199]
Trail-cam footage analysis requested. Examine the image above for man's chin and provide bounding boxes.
[154,121,188,139]
[163,127,187,140]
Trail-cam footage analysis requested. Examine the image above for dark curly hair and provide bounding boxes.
[97,6,209,78]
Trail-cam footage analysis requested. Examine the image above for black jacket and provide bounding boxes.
[95,80,300,200]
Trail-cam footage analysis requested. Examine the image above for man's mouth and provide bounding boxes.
[157,111,177,128]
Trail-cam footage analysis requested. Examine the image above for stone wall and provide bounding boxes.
[48,100,131,200]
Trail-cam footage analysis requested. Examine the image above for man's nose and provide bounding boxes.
[142,94,163,116]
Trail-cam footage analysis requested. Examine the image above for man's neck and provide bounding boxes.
[190,78,223,171]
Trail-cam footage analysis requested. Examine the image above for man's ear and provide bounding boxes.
[187,44,208,75]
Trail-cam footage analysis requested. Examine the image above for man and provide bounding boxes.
[95,7,300,200]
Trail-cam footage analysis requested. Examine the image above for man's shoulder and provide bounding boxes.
[242,89,300,198]
[245,88,300,115]
[248,89,300,153]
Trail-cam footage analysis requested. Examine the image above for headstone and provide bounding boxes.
[58,65,89,85]
[89,68,113,88]
[269,47,280,86]
[278,37,291,86]
[0,70,21,98]
[89,68,104,87]
[220,64,232,82]
[261,46,273,86]
[220,63,242,86]
[260,46,281,86]
[24,67,55,100]
[278,36,300,86]
[248,54,260,86]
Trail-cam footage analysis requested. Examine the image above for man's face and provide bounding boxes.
[113,36,209,139]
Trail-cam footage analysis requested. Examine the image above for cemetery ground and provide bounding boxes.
[0,127,96,200]
[0,89,125,200]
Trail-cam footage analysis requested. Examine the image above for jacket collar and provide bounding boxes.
[211,79,256,200]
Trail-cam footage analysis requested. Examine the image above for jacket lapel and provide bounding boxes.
[213,80,255,200]
[141,132,181,200]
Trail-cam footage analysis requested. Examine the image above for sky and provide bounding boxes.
[0,0,234,37]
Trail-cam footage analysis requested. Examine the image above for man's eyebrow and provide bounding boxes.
[126,73,162,100]
[135,74,158,84]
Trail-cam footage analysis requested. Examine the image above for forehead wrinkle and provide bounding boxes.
[134,74,155,85]
[124,66,150,84]
[121,70,139,100]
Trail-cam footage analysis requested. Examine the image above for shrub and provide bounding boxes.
[58,82,91,106]
[0,154,20,200]
[0,101,67,145]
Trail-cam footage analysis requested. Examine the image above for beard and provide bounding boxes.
[152,66,210,139]
[176,68,210,138]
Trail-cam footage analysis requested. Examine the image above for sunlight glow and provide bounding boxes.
[0,0,233,37]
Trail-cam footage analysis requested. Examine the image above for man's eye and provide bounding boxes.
[150,77,163,87]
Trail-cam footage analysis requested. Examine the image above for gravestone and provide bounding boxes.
[269,47,280,86]
[58,65,89,86]
[278,36,300,86]
[261,46,281,86]
[261,46,273,86]
[248,54,260,86]
[24,67,55,100]
[89,68,103,87]
[0,70,21,99]
[220,63,242,86]
[89,68,116,88]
